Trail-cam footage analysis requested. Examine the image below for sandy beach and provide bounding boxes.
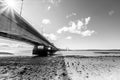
[64,56,120,80]
[0,54,120,80]
[0,56,69,80]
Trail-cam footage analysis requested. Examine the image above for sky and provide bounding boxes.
[0,0,120,51]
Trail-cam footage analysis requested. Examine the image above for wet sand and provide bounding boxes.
[0,55,120,80]
[64,56,120,80]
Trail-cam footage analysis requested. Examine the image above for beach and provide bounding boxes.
[0,51,120,80]
[64,56,120,80]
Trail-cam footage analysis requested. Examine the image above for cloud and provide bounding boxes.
[48,0,61,5]
[43,0,61,5]
[43,33,57,40]
[57,17,95,37]
[65,36,72,40]
[48,6,51,10]
[66,13,77,18]
[108,10,115,16]
[57,27,69,34]
[42,19,51,24]
[81,30,95,37]
[43,0,61,11]
[85,17,91,25]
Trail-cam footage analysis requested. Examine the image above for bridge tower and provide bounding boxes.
[33,45,57,56]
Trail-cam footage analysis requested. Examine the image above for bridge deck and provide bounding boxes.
[0,2,57,51]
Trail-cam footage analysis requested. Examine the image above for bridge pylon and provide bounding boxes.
[32,45,57,56]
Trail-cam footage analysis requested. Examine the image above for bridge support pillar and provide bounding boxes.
[32,45,57,56]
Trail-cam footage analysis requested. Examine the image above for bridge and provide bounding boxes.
[0,2,58,56]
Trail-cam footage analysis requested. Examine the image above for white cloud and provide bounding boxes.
[43,33,57,40]
[81,30,95,37]
[43,0,61,5]
[49,0,61,5]
[109,10,115,16]
[85,17,91,25]
[66,13,77,18]
[77,20,84,29]
[57,17,95,37]
[57,27,69,34]
[48,6,51,10]
[42,19,51,24]
[65,36,72,40]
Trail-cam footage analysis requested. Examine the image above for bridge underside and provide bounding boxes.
[0,2,58,56]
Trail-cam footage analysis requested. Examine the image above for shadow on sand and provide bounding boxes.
[0,52,14,55]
